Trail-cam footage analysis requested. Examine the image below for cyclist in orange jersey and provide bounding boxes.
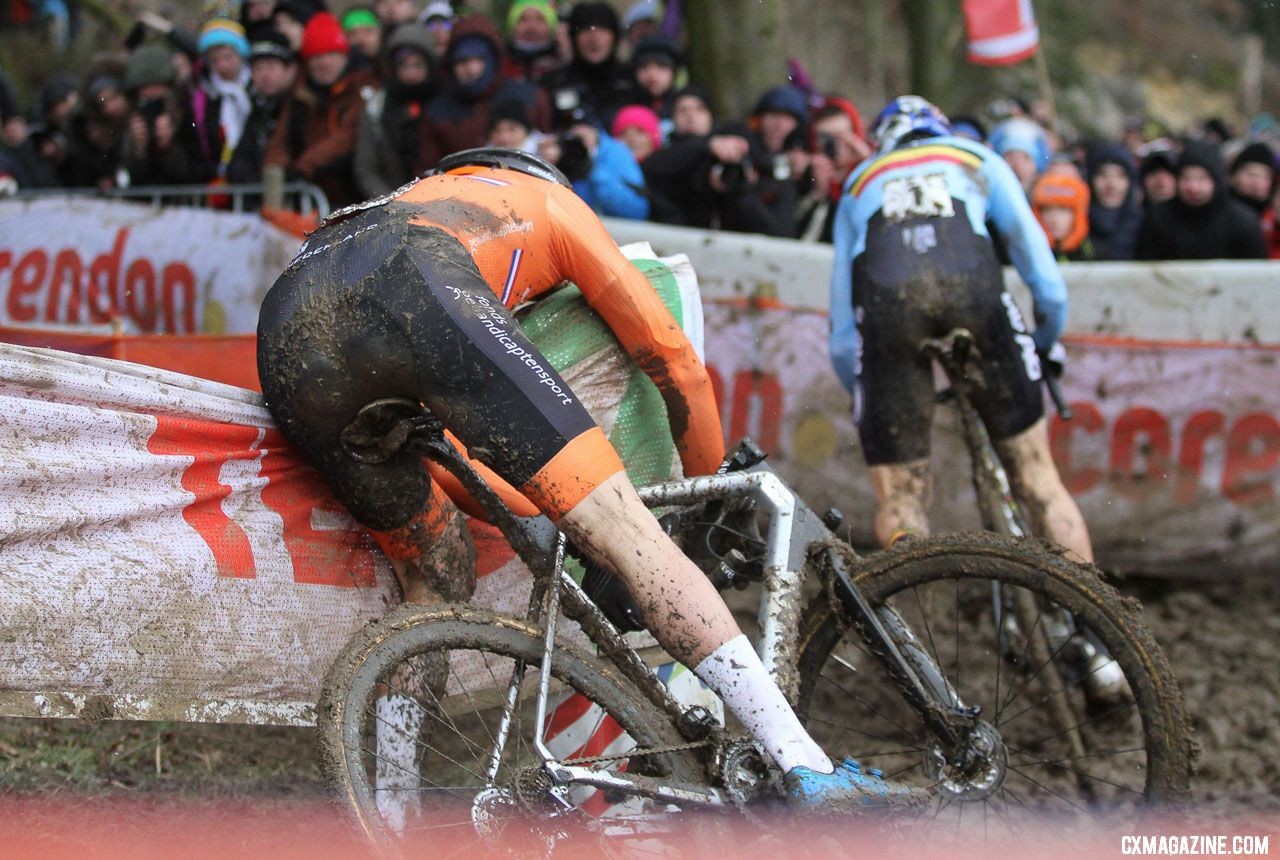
[258,148,923,807]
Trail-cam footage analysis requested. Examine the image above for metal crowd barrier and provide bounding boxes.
[12,181,331,218]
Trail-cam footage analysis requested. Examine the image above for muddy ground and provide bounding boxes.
[1,574,1277,812]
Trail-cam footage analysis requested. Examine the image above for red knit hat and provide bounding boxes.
[301,12,349,59]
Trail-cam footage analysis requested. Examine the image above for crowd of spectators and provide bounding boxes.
[0,0,1277,260]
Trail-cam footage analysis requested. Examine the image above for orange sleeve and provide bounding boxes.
[545,188,726,476]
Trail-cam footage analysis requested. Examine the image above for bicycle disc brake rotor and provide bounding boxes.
[925,720,1008,800]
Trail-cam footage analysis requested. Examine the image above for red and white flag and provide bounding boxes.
[963,0,1040,66]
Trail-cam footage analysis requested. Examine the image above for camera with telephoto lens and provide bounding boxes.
[556,131,592,182]
[818,133,838,159]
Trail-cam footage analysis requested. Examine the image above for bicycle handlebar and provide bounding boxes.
[1043,369,1073,420]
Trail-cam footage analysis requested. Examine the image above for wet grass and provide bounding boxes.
[0,719,326,797]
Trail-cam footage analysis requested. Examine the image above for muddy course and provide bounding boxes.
[1,572,1277,816]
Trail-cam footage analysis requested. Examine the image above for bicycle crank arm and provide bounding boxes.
[823,547,973,748]
[547,764,728,808]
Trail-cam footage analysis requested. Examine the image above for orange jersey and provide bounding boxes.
[382,166,726,476]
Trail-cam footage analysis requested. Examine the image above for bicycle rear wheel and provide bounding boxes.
[797,532,1192,835]
[318,604,707,854]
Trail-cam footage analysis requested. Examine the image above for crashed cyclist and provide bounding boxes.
[257,148,922,808]
[828,98,1123,699]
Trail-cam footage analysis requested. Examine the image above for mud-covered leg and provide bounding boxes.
[869,458,933,548]
[372,489,478,606]
[995,417,1093,563]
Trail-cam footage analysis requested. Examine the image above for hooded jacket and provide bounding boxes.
[540,2,633,128]
[1135,141,1267,261]
[1085,142,1142,260]
[419,14,550,168]
[354,24,437,196]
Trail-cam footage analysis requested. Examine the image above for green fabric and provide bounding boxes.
[519,257,685,583]
[341,8,379,30]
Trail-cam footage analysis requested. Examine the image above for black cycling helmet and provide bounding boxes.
[431,147,572,188]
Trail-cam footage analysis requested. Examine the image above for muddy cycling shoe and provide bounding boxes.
[1082,652,1132,706]
[785,757,930,811]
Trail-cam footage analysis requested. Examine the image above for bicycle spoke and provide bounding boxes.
[910,585,945,683]
[1006,699,1137,750]
[1006,765,1090,816]
[1011,756,1145,797]
[382,679,490,765]
[369,709,491,784]
[1008,745,1144,768]
[805,715,912,747]
[816,668,918,740]
[995,594,1050,718]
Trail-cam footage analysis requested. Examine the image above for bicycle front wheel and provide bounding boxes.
[318,604,707,853]
[797,532,1192,831]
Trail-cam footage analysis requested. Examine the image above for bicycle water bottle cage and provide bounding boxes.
[339,398,444,464]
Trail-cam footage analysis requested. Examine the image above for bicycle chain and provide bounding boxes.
[567,737,714,765]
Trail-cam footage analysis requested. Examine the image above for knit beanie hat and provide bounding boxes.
[622,0,661,31]
[506,0,557,36]
[123,44,177,92]
[611,104,661,151]
[752,85,807,123]
[1032,173,1090,252]
[1231,141,1277,175]
[386,23,434,61]
[300,12,349,59]
[1139,148,1177,179]
[489,96,532,131]
[569,2,619,36]
[249,28,295,62]
[340,6,378,31]
[989,117,1052,172]
[198,18,250,58]
[631,35,681,69]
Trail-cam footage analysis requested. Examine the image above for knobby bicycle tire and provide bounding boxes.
[317,603,706,847]
[796,531,1193,806]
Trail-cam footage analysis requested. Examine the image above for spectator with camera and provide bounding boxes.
[227,29,298,183]
[538,106,648,219]
[121,44,205,186]
[541,2,634,129]
[641,86,785,235]
[264,12,375,208]
[503,0,561,84]
[795,98,871,242]
[354,23,437,198]
[419,13,551,169]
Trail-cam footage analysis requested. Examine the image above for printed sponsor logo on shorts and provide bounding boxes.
[1000,291,1043,382]
[442,285,576,406]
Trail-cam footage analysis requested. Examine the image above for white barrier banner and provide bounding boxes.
[0,198,299,336]
[701,303,1280,575]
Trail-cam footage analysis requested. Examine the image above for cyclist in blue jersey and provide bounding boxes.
[828,96,1092,567]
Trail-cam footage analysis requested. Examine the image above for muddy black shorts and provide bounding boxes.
[850,216,1044,466]
[257,206,622,530]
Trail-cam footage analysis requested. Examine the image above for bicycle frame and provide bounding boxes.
[394,408,974,808]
